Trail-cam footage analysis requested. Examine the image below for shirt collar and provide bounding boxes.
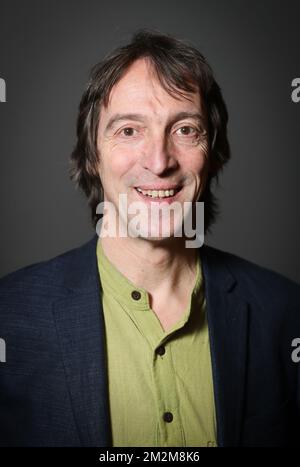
[96,237,204,317]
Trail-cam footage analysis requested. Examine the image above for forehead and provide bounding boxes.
[102,58,202,121]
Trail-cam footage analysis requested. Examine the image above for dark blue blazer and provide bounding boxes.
[0,235,300,447]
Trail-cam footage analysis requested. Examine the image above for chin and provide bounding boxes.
[128,224,182,241]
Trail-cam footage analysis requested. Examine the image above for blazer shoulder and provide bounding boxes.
[0,235,97,300]
[202,244,300,310]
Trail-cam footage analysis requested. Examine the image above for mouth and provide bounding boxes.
[134,186,183,203]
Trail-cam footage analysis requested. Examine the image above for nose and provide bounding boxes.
[140,134,178,175]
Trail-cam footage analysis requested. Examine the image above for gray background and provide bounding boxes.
[0,0,299,283]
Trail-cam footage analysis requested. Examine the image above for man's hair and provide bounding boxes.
[70,29,230,233]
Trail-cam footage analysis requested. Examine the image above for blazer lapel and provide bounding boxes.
[52,235,111,447]
[201,245,249,447]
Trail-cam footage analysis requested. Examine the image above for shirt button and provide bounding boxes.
[131,290,141,300]
[207,441,216,447]
[156,345,166,356]
[163,412,173,423]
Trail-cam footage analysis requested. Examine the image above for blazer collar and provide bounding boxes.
[52,234,111,447]
[201,245,249,447]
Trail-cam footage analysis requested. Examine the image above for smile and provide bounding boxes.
[135,187,182,199]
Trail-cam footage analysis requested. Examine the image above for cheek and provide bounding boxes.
[102,145,138,180]
[178,146,208,175]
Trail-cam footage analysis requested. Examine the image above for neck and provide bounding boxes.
[100,235,198,296]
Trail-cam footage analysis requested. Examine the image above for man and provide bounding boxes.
[0,30,299,447]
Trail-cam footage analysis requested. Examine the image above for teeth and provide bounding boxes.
[136,188,177,198]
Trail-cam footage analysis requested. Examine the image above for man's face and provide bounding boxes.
[96,58,209,241]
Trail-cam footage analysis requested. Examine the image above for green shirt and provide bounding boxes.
[96,238,217,447]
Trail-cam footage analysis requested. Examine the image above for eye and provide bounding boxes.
[120,127,138,137]
[175,125,198,136]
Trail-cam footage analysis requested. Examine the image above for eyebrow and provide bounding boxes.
[104,111,206,133]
